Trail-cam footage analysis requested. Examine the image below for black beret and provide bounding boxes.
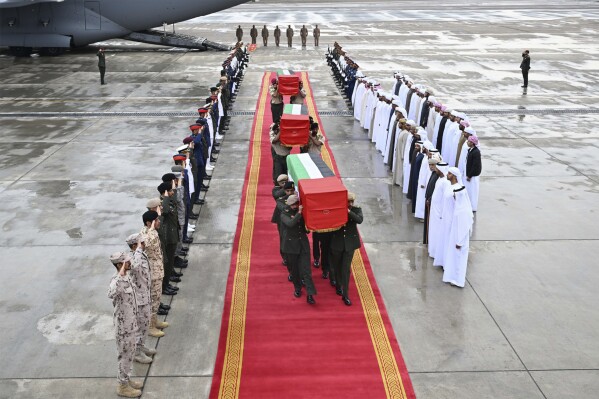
[143,210,159,224]
[162,173,177,182]
[157,182,172,194]
[284,181,294,189]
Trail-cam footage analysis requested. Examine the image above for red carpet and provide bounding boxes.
[210,72,416,399]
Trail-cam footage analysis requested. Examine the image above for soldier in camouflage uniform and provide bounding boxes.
[108,251,143,398]
[125,233,155,364]
[140,211,169,337]
[162,172,188,269]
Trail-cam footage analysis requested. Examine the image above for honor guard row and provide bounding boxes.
[236,24,321,47]
[106,44,249,398]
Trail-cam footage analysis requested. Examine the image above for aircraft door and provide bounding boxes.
[84,1,101,30]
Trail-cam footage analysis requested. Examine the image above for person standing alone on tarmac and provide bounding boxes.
[520,50,531,88]
[313,24,320,46]
[236,25,243,42]
[97,48,106,85]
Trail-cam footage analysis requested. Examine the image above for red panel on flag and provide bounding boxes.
[278,75,300,95]
[280,114,310,146]
[299,177,348,232]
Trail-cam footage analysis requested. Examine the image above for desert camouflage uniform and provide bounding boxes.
[108,273,138,384]
[140,226,164,316]
[129,246,151,349]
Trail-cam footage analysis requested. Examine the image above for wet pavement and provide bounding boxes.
[1,0,599,398]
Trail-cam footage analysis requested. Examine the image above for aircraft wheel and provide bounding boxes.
[39,47,66,56]
[9,47,33,57]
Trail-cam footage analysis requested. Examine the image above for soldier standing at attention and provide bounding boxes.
[97,48,106,85]
[274,25,281,47]
[157,181,180,293]
[269,79,284,123]
[140,211,169,337]
[520,49,531,88]
[235,25,243,42]
[286,25,294,47]
[330,192,363,306]
[107,251,143,398]
[269,122,290,184]
[280,195,317,304]
[125,234,156,365]
[300,25,308,47]
[250,25,258,44]
[313,24,320,46]
[261,25,269,46]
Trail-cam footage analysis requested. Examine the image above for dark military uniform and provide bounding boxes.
[97,50,106,85]
[271,187,288,266]
[274,26,281,47]
[250,26,258,45]
[280,206,316,295]
[261,25,269,46]
[286,26,294,47]
[330,206,363,298]
[313,26,320,46]
[159,195,179,290]
[300,26,308,47]
[236,26,243,42]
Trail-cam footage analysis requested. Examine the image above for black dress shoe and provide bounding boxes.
[157,307,169,315]
[162,288,177,296]
[322,271,329,279]
[210,157,217,163]
[307,295,315,305]
[178,248,188,253]
[330,279,337,287]
[313,259,320,268]
[293,289,301,298]
[169,276,181,283]
[288,274,293,282]
[342,296,352,306]
[212,149,220,154]
[167,284,179,291]
[172,271,184,278]
[159,303,171,310]
[183,237,193,244]
[194,199,205,205]
[203,176,212,181]
[336,288,343,296]
[200,186,209,192]
[189,214,198,220]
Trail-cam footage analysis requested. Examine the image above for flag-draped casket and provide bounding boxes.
[286,153,348,231]
[280,108,310,146]
[277,69,300,95]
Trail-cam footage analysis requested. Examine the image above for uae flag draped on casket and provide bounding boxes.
[277,69,300,95]
[279,104,310,146]
[287,153,348,232]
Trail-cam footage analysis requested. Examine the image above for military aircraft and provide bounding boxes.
[0,0,248,56]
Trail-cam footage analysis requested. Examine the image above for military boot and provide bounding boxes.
[149,316,165,338]
[155,317,169,329]
[134,348,153,364]
[129,380,144,389]
[117,383,141,398]
[141,345,157,356]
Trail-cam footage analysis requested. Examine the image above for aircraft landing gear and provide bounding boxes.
[9,46,33,57]
[39,47,66,56]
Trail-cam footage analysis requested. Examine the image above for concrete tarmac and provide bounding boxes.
[1,0,599,398]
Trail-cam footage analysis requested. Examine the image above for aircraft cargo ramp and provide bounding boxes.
[124,29,231,51]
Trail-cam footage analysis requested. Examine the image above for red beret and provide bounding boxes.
[189,124,201,131]
[183,136,193,144]
[197,107,208,114]
[173,154,186,161]
[210,95,217,100]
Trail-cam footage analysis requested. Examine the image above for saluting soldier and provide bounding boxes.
[157,181,180,292]
[261,25,269,46]
[107,251,143,398]
[286,25,294,47]
[274,25,281,47]
[250,25,258,44]
[236,25,243,42]
[140,210,168,338]
[280,195,317,304]
[300,25,308,47]
[330,192,363,306]
[125,234,156,365]
[313,24,320,46]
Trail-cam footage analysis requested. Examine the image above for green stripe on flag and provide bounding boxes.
[287,155,311,183]
[283,104,304,115]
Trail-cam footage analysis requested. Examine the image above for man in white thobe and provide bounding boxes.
[392,118,410,184]
[425,97,438,139]
[433,167,461,267]
[415,145,439,220]
[402,122,418,193]
[441,111,462,165]
[442,185,474,287]
[353,77,366,119]
[427,162,450,258]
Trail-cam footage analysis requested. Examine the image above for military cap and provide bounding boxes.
[162,173,177,182]
[125,233,144,245]
[197,107,209,114]
[183,136,193,145]
[348,192,356,201]
[220,76,227,82]
[210,86,218,91]
[283,181,294,189]
[277,174,288,182]
[157,182,172,194]
[143,210,159,225]
[286,194,299,205]
[110,251,131,265]
[189,124,201,131]
[176,145,189,153]
[173,154,186,162]
[171,165,184,173]
[146,198,161,209]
